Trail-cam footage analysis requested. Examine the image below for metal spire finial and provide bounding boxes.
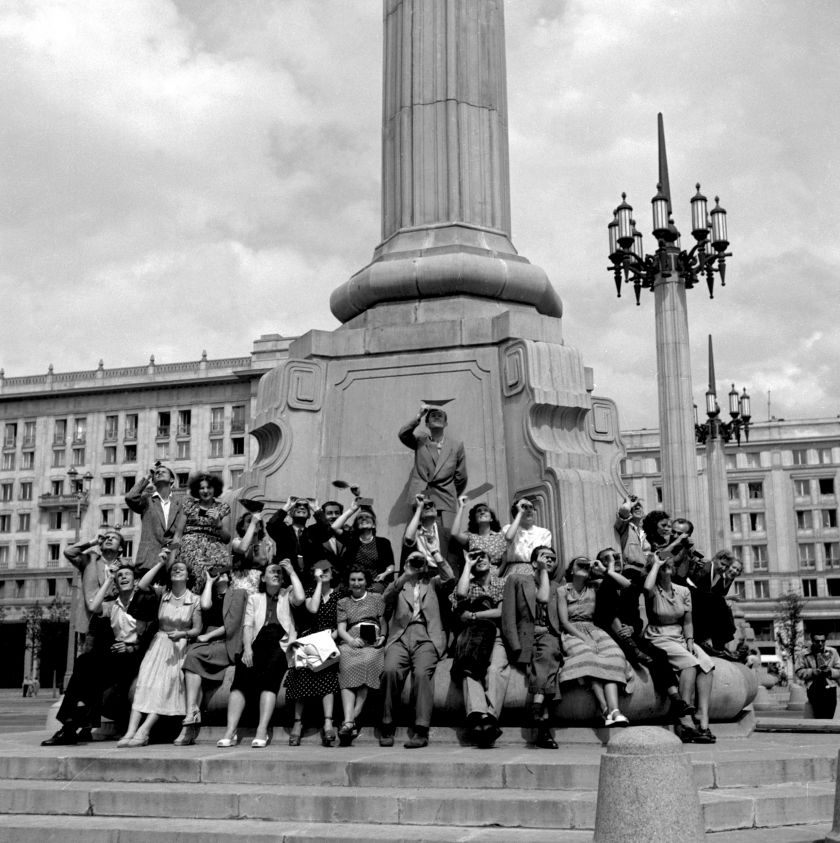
[657,113,672,213]
[708,334,716,396]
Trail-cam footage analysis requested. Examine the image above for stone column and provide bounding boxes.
[331,0,562,323]
[654,262,700,524]
[706,429,731,552]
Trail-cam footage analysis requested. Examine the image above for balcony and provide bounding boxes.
[53,435,66,446]
[231,419,246,433]
[124,427,137,442]
[22,437,35,449]
[177,425,191,438]
[103,431,118,443]
[156,426,170,439]
[72,434,86,445]
[3,439,16,451]
[38,493,88,511]
[209,422,224,436]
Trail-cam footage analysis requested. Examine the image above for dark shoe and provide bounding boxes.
[321,724,337,747]
[674,723,700,744]
[534,726,558,750]
[289,719,303,747]
[338,721,356,748]
[670,698,696,719]
[41,728,77,747]
[404,734,428,749]
[693,726,716,744]
[75,727,93,743]
[378,726,394,748]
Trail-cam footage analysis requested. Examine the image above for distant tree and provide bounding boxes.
[774,588,805,682]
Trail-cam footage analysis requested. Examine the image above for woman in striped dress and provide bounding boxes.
[556,556,632,727]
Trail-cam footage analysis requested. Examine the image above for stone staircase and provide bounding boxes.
[0,732,835,841]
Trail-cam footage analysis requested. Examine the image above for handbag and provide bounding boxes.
[286,629,340,673]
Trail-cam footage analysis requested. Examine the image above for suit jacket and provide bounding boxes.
[399,419,467,513]
[222,588,249,663]
[265,510,331,574]
[500,574,560,666]
[125,480,184,572]
[383,575,452,658]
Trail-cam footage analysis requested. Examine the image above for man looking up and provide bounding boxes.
[125,463,183,575]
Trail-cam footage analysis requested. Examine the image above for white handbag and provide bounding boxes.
[286,629,340,672]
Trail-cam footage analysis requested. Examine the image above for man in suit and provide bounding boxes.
[380,549,454,748]
[125,463,183,574]
[265,497,332,586]
[398,403,467,534]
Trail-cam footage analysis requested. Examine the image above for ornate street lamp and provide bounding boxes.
[607,113,733,527]
[63,466,93,688]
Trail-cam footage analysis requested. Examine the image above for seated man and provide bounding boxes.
[380,549,454,748]
[266,497,332,586]
[450,548,509,747]
[614,495,648,570]
[690,550,741,659]
[42,560,157,745]
[795,632,840,719]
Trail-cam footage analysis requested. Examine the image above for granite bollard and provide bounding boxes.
[826,748,840,842]
[593,726,704,843]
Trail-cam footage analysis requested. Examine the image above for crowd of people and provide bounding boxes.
[41,403,748,751]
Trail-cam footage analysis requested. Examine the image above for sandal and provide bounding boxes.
[289,718,303,747]
[321,719,336,747]
[216,734,239,748]
[182,707,201,727]
[338,720,356,747]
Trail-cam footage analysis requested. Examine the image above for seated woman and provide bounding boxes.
[336,564,387,746]
[332,501,395,593]
[176,567,248,746]
[231,510,273,594]
[216,558,305,748]
[451,497,509,577]
[176,472,232,594]
[500,498,552,578]
[283,559,341,747]
[450,548,509,747]
[501,546,562,749]
[556,556,632,728]
[118,555,202,747]
[644,553,716,743]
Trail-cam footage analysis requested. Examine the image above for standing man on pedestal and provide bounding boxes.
[796,633,840,719]
[125,463,183,575]
[399,403,467,534]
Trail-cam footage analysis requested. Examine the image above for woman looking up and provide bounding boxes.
[500,498,552,578]
[451,497,508,577]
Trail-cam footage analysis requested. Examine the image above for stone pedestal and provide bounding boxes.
[243,299,624,561]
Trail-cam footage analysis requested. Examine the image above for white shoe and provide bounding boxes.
[216,734,239,748]
[604,709,629,727]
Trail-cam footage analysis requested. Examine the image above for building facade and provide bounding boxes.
[620,417,840,655]
[0,335,290,687]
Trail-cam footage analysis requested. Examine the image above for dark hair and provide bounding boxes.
[642,510,671,548]
[564,555,591,581]
[426,408,448,423]
[596,547,618,563]
[235,511,265,540]
[346,563,373,587]
[322,500,344,514]
[671,517,694,536]
[510,498,536,519]
[114,560,136,575]
[189,472,223,499]
[467,503,502,533]
[164,558,196,591]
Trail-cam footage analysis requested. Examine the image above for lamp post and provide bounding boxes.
[693,335,751,552]
[62,466,92,689]
[608,113,732,526]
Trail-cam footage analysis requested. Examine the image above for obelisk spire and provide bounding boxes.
[708,334,716,396]
[657,112,672,213]
[331,0,561,324]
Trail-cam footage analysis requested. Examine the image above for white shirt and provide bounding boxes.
[152,490,172,525]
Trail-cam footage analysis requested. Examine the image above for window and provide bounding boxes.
[210,407,224,436]
[798,543,816,569]
[0,514,10,532]
[100,508,113,525]
[72,448,86,466]
[15,579,25,597]
[825,543,840,569]
[157,411,171,439]
[0,545,7,568]
[176,472,189,489]
[754,580,769,599]
[48,511,63,530]
[124,414,138,441]
[732,581,746,600]
[123,539,134,559]
[3,422,17,449]
[792,449,809,466]
[51,449,65,468]
[103,477,116,496]
[732,545,743,566]
[229,468,243,488]
[123,444,137,462]
[828,580,840,598]
[747,482,763,500]
[652,456,661,473]
[21,451,34,470]
[104,446,117,464]
[1,483,12,502]
[16,544,29,566]
[104,415,118,442]
[123,476,136,495]
[176,440,190,460]
[19,482,32,501]
[796,510,813,531]
[47,578,57,595]
[818,448,834,465]
[822,510,838,529]
[47,544,61,564]
[209,438,224,458]
[121,507,133,527]
[729,514,741,535]
[725,454,736,470]
[177,410,191,437]
[728,483,740,502]
[231,437,245,456]
[50,480,63,495]
[17,513,30,532]
[72,417,87,444]
[745,452,761,468]
[654,486,663,504]
[820,478,835,496]
[231,405,246,432]
[753,545,768,570]
[802,579,818,597]
[156,442,170,460]
[22,420,36,447]
[2,453,14,471]
[794,478,810,498]
[54,419,67,446]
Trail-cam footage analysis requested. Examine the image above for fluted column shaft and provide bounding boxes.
[706,428,731,553]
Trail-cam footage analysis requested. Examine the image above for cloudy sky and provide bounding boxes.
[1,1,838,429]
